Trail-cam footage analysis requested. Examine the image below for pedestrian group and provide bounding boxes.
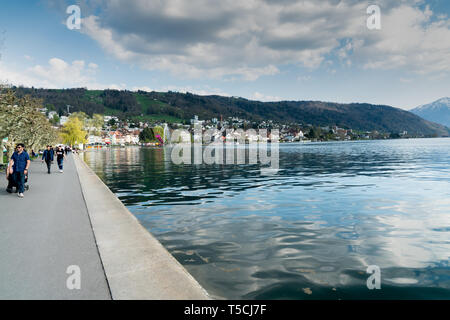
[5,144,72,198]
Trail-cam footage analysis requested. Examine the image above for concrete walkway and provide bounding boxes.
[74,154,210,300]
[0,152,210,300]
[0,154,111,299]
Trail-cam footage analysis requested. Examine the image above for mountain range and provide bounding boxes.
[410,98,450,128]
[11,87,450,137]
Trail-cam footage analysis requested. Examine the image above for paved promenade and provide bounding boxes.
[0,152,209,300]
[74,154,210,300]
[0,154,111,299]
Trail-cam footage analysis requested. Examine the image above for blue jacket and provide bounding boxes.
[42,149,54,162]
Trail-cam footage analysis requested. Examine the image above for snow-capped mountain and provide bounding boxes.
[411,98,450,128]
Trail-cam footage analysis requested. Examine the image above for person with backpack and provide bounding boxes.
[42,145,54,174]
[55,146,66,173]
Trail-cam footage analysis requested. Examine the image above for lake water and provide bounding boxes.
[83,138,450,299]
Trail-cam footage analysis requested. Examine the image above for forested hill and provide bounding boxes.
[12,87,450,136]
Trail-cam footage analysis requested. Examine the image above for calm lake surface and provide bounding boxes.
[83,138,450,299]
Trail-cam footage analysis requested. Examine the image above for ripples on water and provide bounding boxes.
[84,139,450,299]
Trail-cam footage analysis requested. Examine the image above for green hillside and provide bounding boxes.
[11,87,450,137]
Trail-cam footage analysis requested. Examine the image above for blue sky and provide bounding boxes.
[1,0,449,110]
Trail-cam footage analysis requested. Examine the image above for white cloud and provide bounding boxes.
[87,0,450,81]
[8,0,450,100]
[88,62,99,69]
[38,0,450,84]
[107,83,128,90]
[68,0,450,81]
[0,57,121,90]
[70,0,450,80]
[360,5,450,74]
[251,92,283,102]
[1,57,233,97]
[131,86,154,92]
[29,58,91,87]
[75,0,363,80]
[0,63,36,87]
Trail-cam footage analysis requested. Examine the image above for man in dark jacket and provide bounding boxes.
[42,145,54,174]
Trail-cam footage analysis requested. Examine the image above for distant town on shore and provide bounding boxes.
[46,111,418,148]
[4,86,449,150]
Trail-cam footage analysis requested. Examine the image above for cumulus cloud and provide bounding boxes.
[50,0,450,80]
[40,0,450,81]
[78,0,361,79]
[0,57,120,89]
[360,5,450,74]
[0,56,233,95]
[29,58,95,87]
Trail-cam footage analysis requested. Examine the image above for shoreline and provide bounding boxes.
[90,135,450,149]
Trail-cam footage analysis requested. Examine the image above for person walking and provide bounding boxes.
[42,145,54,174]
[9,143,30,198]
[6,163,16,193]
[6,146,18,193]
[56,146,66,173]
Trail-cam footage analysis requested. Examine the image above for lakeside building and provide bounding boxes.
[59,116,69,126]
[191,115,205,126]
[106,130,140,146]
[87,135,103,145]
[104,115,119,123]
[47,111,58,119]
